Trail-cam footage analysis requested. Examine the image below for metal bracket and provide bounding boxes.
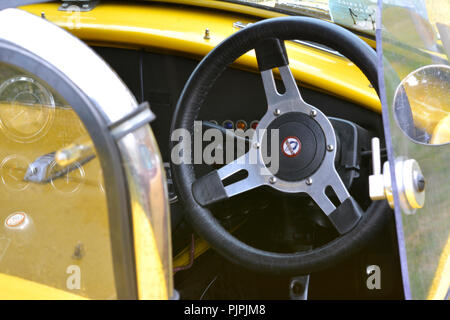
[369,137,426,214]
[289,275,310,300]
[59,0,99,12]
[108,101,156,141]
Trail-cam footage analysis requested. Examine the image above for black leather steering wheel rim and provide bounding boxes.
[170,16,390,275]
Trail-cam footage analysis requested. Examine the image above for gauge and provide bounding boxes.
[250,120,259,130]
[0,76,55,143]
[236,120,247,130]
[0,155,30,191]
[49,160,85,194]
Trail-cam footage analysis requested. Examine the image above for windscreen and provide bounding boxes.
[0,62,117,299]
[378,0,449,300]
[221,1,378,36]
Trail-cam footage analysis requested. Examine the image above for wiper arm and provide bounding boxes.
[24,139,95,183]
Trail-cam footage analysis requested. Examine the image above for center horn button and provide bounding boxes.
[264,112,326,182]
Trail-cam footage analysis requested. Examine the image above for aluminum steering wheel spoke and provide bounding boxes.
[253,39,362,235]
[192,149,266,207]
[306,169,351,215]
[257,63,319,131]
[260,65,305,111]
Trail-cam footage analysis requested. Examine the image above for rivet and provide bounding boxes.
[269,176,277,184]
[327,144,334,151]
[72,242,84,260]
[306,178,313,185]
[310,109,317,117]
[414,173,426,192]
[274,109,281,116]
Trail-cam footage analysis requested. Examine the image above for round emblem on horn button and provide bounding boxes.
[281,136,301,157]
[264,112,326,182]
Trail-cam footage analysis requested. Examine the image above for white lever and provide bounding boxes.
[369,138,386,200]
[368,137,425,214]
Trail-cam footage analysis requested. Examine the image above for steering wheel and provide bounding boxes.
[170,17,389,275]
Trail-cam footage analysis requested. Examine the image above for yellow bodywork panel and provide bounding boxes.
[427,235,450,300]
[130,202,168,299]
[145,0,377,48]
[0,273,87,300]
[21,1,381,114]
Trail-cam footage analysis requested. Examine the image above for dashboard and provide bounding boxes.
[93,46,384,158]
